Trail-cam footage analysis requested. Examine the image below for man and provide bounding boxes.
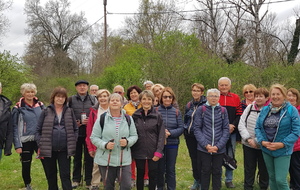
[218,77,242,188]
[0,82,12,160]
[113,85,128,106]
[143,80,154,90]
[89,85,99,96]
[69,80,97,189]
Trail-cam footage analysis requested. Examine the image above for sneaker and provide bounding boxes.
[131,179,136,188]
[225,181,235,188]
[144,179,149,187]
[25,184,32,190]
[190,179,199,190]
[72,182,80,189]
[86,185,92,189]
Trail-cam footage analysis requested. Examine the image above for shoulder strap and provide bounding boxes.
[100,112,131,130]
[175,108,179,117]
[244,104,253,127]
[187,101,192,109]
[125,114,131,127]
[201,105,206,118]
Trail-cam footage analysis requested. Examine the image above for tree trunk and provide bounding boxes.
[287,18,300,66]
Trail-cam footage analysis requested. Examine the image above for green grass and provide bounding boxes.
[0,138,260,189]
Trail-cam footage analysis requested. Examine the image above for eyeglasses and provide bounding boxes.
[162,96,173,99]
[114,91,123,94]
[208,95,219,98]
[245,91,254,94]
[192,90,202,93]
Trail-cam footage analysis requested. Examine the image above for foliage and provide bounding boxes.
[0,51,32,102]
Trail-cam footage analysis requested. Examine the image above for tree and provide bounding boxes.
[287,18,300,65]
[121,0,181,48]
[0,0,12,45]
[24,0,89,76]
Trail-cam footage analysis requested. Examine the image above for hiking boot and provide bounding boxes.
[72,182,80,189]
[225,181,235,188]
[190,179,200,190]
[25,184,32,190]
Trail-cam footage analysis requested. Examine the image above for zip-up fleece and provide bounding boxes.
[157,105,184,145]
[131,107,165,159]
[12,97,44,149]
[255,102,300,157]
[90,109,138,167]
[35,104,78,157]
[184,96,207,134]
[193,104,230,154]
[0,94,12,155]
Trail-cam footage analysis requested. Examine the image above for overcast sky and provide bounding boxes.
[0,0,298,57]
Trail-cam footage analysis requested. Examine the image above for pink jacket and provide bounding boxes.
[293,105,300,152]
[86,106,98,153]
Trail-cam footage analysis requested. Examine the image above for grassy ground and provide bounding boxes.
[0,137,262,190]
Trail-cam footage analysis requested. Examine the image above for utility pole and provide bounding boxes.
[103,0,107,59]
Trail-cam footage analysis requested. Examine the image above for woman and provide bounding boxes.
[131,90,165,190]
[238,88,270,190]
[123,85,143,186]
[90,93,138,190]
[184,83,206,190]
[12,83,44,190]
[193,88,230,190]
[156,87,184,190]
[35,87,78,190]
[241,84,257,111]
[255,84,300,190]
[287,88,300,190]
[151,84,164,107]
[86,89,110,190]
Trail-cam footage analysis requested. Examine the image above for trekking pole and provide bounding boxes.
[104,139,114,187]
[119,137,126,188]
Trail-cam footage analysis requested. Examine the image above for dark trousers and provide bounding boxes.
[184,131,200,182]
[198,151,223,190]
[42,151,72,190]
[20,141,38,185]
[72,137,93,185]
[243,145,269,190]
[290,151,300,190]
[99,165,131,190]
[157,147,178,190]
[135,159,159,190]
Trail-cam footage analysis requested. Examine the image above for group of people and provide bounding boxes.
[0,77,300,190]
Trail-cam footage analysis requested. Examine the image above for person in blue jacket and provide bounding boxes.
[255,84,300,190]
[156,87,184,190]
[193,88,230,190]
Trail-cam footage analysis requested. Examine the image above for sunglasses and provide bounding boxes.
[114,91,123,94]
[162,96,173,99]
[245,91,254,94]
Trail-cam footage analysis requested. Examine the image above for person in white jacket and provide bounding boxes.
[238,88,270,190]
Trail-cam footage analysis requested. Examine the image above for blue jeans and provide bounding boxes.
[157,146,178,190]
[224,133,236,182]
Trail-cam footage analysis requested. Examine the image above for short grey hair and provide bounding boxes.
[207,88,220,97]
[90,84,99,89]
[20,83,37,95]
[109,93,124,105]
[218,77,231,85]
[143,80,154,86]
[113,85,125,93]
[139,90,155,101]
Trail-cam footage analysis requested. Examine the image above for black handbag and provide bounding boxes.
[223,140,237,170]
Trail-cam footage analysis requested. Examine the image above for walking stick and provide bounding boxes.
[119,137,126,188]
[104,139,114,187]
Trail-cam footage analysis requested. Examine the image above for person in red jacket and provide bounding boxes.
[86,89,110,190]
[287,88,300,190]
[218,77,242,188]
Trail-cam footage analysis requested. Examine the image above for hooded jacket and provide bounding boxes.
[193,103,230,154]
[255,102,300,157]
[90,109,138,167]
[0,94,12,155]
[131,107,165,159]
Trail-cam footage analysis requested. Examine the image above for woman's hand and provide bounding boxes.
[16,148,22,154]
[247,138,257,148]
[165,129,171,138]
[106,142,115,150]
[89,151,95,158]
[152,156,160,162]
[262,141,284,150]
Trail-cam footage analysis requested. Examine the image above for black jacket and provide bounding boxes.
[131,107,165,159]
[0,95,12,155]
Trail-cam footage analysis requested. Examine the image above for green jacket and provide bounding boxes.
[90,109,138,167]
